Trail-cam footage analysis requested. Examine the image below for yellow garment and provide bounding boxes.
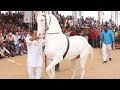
[0,37,3,43]
[115,32,118,38]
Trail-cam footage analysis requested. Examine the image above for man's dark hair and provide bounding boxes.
[29,30,34,35]
[103,25,108,27]
[19,39,22,42]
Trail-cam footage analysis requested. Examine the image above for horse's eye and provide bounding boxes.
[41,20,43,21]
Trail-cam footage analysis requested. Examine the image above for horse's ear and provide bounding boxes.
[49,11,52,14]
[37,11,42,22]
[38,11,42,15]
[44,11,50,15]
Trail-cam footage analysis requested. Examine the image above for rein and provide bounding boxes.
[44,14,62,34]
[39,13,70,69]
[44,13,70,59]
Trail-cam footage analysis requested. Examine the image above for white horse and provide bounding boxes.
[37,11,93,79]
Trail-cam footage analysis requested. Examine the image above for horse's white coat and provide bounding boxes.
[37,11,93,79]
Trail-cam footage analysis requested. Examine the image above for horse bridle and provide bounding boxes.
[35,13,52,46]
[43,13,62,35]
[44,13,70,59]
[37,12,70,59]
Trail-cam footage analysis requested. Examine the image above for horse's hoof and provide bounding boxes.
[89,67,94,70]
[80,77,84,79]
[55,69,60,72]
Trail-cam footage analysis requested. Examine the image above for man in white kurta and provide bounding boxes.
[26,31,45,79]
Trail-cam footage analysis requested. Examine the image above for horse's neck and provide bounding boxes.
[47,14,62,33]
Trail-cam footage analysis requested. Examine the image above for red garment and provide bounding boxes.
[66,28,72,33]
[91,29,99,39]
[23,42,27,51]
[70,31,76,36]
[88,29,93,39]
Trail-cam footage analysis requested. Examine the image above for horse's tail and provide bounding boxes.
[88,43,94,70]
[88,44,94,61]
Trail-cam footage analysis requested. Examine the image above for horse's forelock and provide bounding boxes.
[37,11,45,21]
[37,11,46,36]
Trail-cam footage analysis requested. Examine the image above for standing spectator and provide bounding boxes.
[69,27,77,36]
[80,16,84,24]
[65,27,72,36]
[91,27,99,48]
[88,27,93,46]
[100,25,114,64]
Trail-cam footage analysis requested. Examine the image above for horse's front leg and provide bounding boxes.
[51,65,55,79]
[45,59,52,79]
[46,56,62,79]
[46,59,55,79]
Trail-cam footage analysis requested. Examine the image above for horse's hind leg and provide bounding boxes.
[80,52,89,79]
[46,56,62,79]
[71,59,79,79]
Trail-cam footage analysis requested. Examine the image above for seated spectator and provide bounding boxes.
[8,32,14,42]
[16,39,24,55]
[13,32,21,46]
[0,43,11,58]
[22,40,27,54]
[0,33,3,44]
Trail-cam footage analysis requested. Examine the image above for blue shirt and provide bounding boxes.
[100,30,114,45]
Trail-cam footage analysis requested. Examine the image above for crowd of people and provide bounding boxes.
[55,13,120,49]
[0,12,30,59]
[0,11,120,79]
[0,11,120,58]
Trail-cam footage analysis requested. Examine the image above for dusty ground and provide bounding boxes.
[0,48,120,79]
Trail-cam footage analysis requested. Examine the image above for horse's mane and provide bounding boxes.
[48,14,62,33]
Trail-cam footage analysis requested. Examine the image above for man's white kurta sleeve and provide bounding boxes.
[26,37,32,46]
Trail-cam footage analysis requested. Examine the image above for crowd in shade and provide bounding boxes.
[0,12,30,59]
[0,11,120,59]
[55,13,120,48]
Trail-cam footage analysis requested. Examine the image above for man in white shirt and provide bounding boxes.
[26,31,45,79]
[13,32,21,46]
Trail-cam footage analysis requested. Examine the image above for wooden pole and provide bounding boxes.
[44,12,47,69]
[45,55,47,69]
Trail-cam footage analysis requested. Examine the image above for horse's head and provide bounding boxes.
[44,11,52,29]
[37,11,52,37]
[37,11,46,37]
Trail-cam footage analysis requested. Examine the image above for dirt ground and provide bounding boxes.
[0,48,120,79]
